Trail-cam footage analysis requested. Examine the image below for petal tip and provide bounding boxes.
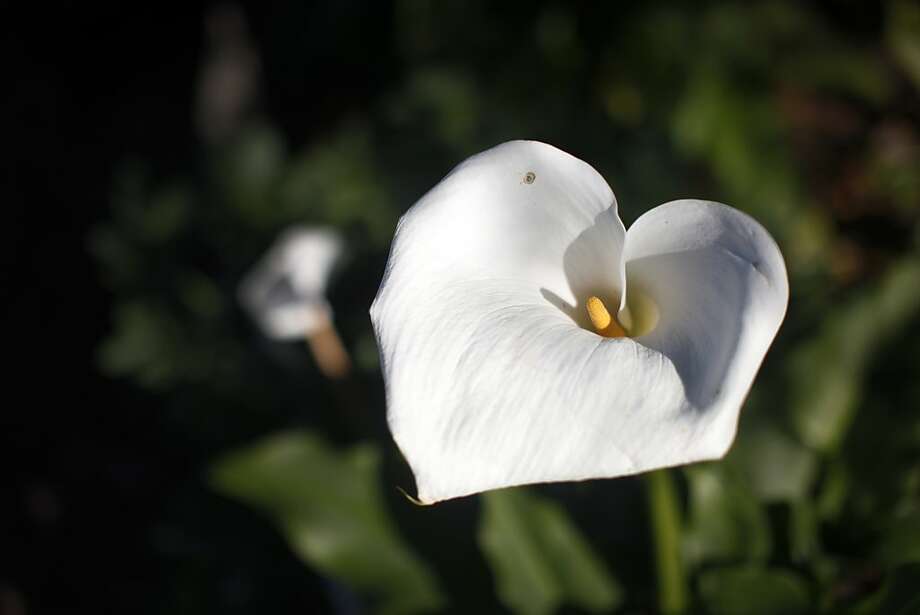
[396,486,434,507]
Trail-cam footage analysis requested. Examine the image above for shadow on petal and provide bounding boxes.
[627,249,747,410]
[540,208,626,331]
[541,217,751,412]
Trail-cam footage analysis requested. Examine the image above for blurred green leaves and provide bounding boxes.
[215,123,397,244]
[478,488,622,615]
[211,431,443,615]
[217,123,286,227]
[698,567,811,615]
[878,512,920,567]
[386,68,480,151]
[789,258,920,453]
[91,167,192,286]
[888,1,920,91]
[279,124,396,244]
[730,421,817,503]
[672,64,799,242]
[683,465,771,566]
[99,301,196,389]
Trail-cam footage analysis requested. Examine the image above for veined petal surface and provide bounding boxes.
[371,143,787,503]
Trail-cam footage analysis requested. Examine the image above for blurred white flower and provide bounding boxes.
[240,227,350,378]
[371,141,788,503]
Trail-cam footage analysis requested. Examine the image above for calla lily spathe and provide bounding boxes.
[371,141,788,504]
[239,226,343,340]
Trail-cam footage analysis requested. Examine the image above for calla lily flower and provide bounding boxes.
[240,226,342,339]
[240,226,350,378]
[371,141,788,504]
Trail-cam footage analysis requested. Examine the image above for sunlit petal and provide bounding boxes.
[376,277,693,503]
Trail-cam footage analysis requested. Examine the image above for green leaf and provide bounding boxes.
[816,459,850,521]
[98,302,186,388]
[210,431,443,615]
[788,499,821,564]
[878,512,920,567]
[671,66,798,241]
[683,464,772,566]
[139,184,192,243]
[478,488,623,615]
[390,68,480,150]
[888,1,920,92]
[730,420,817,503]
[789,259,920,452]
[781,47,892,104]
[698,566,811,615]
[279,125,396,245]
[216,123,286,227]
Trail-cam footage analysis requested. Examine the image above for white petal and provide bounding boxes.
[623,199,789,459]
[278,227,343,297]
[375,278,695,503]
[239,226,342,340]
[258,301,332,339]
[375,141,625,314]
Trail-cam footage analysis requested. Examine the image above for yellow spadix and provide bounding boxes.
[586,296,627,338]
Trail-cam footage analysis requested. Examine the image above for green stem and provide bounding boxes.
[646,469,687,615]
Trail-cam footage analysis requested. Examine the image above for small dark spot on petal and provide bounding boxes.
[523,171,536,184]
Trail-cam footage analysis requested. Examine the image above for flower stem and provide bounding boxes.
[305,322,352,380]
[646,469,687,615]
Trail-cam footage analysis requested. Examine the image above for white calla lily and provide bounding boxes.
[240,226,343,340]
[371,141,788,504]
[240,226,351,378]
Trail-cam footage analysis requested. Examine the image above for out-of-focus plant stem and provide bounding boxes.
[647,469,687,615]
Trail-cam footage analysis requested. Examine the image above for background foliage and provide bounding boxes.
[5,1,920,613]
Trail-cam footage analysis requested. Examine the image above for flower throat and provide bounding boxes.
[584,289,658,339]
